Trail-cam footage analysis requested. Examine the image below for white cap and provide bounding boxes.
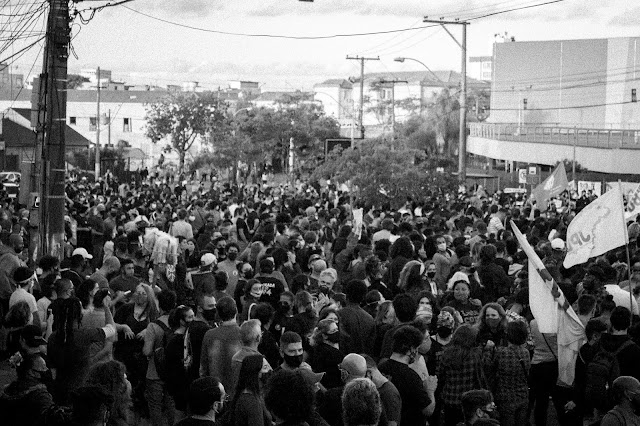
[551,238,566,251]
[72,247,93,260]
[201,253,217,267]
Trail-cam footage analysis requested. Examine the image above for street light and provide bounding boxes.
[394,57,444,84]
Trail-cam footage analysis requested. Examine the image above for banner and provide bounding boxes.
[510,221,585,386]
[625,183,640,221]
[563,185,628,268]
[352,208,363,240]
[531,164,569,211]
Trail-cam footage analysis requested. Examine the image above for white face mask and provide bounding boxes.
[438,243,447,252]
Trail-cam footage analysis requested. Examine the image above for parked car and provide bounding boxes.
[0,171,21,198]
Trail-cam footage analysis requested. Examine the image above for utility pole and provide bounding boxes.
[95,66,101,178]
[423,18,469,181]
[107,109,111,147]
[379,79,407,142]
[346,55,379,139]
[35,0,71,259]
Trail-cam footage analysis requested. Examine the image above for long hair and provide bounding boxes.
[85,360,130,425]
[374,300,397,327]
[476,302,507,334]
[229,354,264,421]
[136,283,159,321]
[52,297,83,345]
[311,318,335,347]
[398,260,423,291]
[295,291,316,316]
[441,324,478,369]
[76,279,97,309]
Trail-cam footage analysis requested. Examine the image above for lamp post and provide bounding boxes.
[394,57,444,84]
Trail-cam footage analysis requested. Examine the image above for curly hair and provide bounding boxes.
[85,359,130,425]
[265,370,314,423]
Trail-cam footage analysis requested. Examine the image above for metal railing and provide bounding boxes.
[469,123,640,149]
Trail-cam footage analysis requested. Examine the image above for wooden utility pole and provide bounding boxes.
[35,0,71,258]
[346,55,379,139]
[423,18,469,181]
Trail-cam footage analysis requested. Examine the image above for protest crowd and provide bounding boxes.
[2,165,640,426]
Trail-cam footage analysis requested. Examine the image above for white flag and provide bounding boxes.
[625,183,640,221]
[563,185,628,268]
[352,208,363,240]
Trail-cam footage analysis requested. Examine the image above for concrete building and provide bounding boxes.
[228,81,261,98]
[252,91,315,109]
[468,36,640,174]
[0,63,23,90]
[469,56,493,82]
[313,79,354,127]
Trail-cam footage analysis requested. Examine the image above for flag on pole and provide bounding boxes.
[625,183,640,221]
[531,163,569,211]
[510,221,585,386]
[563,185,628,269]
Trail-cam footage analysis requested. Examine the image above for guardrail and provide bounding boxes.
[469,123,640,149]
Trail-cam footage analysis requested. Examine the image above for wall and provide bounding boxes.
[489,37,640,128]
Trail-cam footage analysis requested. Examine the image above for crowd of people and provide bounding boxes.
[1,171,640,426]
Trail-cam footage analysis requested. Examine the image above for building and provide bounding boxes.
[313,79,354,126]
[468,36,640,174]
[228,81,261,98]
[469,56,493,82]
[0,108,89,171]
[251,90,315,109]
[0,63,23,90]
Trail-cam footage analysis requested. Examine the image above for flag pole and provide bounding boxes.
[619,180,634,318]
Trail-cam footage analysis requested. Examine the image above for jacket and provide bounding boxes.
[0,378,69,426]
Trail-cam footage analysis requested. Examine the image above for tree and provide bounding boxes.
[144,91,227,173]
[312,138,458,209]
[67,74,89,89]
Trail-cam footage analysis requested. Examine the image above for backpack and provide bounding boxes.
[583,340,634,409]
[153,319,173,382]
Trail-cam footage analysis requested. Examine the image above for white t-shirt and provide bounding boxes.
[9,287,38,319]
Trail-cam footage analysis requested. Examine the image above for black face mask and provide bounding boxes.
[326,332,341,344]
[202,308,217,322]
[278,301,291,313]
[437,326,453,339]
[426,271,436,279]
[227,252,238,261]
[283,354,303,368]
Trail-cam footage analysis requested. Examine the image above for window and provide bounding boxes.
[482,62,492,70]
[123,118,131,132]
[89,116,97,131]
[69,116,76,125]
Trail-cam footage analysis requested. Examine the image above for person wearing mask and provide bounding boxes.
[308,318,344,389]
[286,291,318,349]
[278,331,312,371]
[270,290,294,340]
[194,293,217,327]
[175,376,227,426]
[424,260,439,296]
[425,310,456,375]
[432,235,452,291]
[379,325,437,426]
[143,290,178,426]
[601,376,640,426]
[475,303,509,348]
[218,242,241,298]
[363,354,402,426]
[191,253,218,304]
[200,296,242,392]
[460,389,500,426]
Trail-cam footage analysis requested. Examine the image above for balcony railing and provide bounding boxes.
[469,123,640,149]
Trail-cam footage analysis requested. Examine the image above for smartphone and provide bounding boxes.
[124,290,132,296]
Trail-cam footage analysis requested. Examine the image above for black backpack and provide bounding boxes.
[153,319,173,382]
[583,340,634,410]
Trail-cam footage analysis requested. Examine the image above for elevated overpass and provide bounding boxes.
[468,123,640,174]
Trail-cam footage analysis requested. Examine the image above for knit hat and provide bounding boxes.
[437,311,455,330]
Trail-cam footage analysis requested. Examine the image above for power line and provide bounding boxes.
[467,0,567,20]
[122,5,442,40]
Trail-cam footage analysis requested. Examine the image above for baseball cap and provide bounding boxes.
[96,204,106,212]
[72,247,93,260]
[339,353,366,378]
[21,324,46,347]
[201,253,217,267]
[551,238,565,251]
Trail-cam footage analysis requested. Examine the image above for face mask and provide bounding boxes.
[340,368,349,383]
[202,308,217,322]
[326,332,340,344]
[250,288,262,299]
[227,252,238,261]
[283,353,303,368]
[426,271,436,279]
[278,301,291,313]
[437,326,453,339]
[486,318,501,329]
[134,294,147,305]
[438,243,447,252]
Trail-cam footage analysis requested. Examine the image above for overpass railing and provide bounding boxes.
[469,123,640,149]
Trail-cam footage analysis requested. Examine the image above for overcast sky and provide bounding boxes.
[6,0,640,91]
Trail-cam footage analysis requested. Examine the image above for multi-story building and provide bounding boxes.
[469,56,493,82]
[468,36,640,174]
[0,63,23,90]
[313,79,354,127]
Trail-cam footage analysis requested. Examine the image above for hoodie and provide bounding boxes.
[0,378,68,426]
[597,333,640,380]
